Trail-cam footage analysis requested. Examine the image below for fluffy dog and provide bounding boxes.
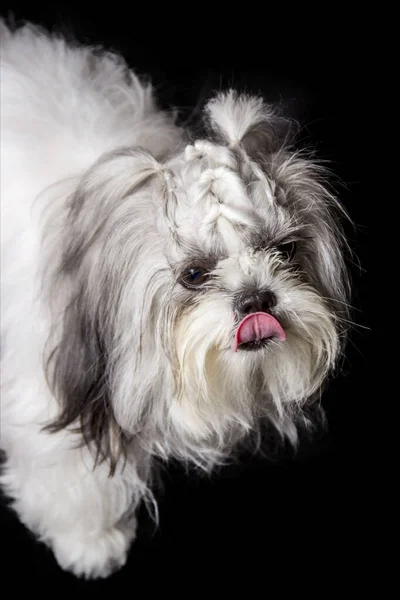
[0,21,350,578]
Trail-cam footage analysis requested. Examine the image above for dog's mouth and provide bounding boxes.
[232,312,286,352]
[236,338,273,352]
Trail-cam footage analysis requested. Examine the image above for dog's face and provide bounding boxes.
[47,93,349,468]
[160,144,346,442]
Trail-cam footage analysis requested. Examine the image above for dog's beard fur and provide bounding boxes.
[0,20,350,578]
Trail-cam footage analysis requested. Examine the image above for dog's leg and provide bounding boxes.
[1,435,144,579]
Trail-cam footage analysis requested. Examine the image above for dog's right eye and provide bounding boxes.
[180,267,209,289]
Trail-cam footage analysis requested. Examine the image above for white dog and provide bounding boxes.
[0,21,350,578]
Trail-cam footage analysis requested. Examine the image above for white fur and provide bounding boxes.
[0,21,349,578]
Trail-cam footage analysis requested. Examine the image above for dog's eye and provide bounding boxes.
[180,267,209,289]
[276,241,297,260]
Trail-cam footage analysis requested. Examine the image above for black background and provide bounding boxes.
[1,3,375,593]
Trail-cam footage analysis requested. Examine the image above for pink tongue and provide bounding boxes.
[232,312,286,352]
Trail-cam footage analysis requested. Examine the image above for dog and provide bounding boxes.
[0,20,350,578]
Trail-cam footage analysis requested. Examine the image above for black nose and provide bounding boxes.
[235,290,276,317]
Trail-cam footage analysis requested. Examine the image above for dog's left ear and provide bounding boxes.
[205,91,290,155]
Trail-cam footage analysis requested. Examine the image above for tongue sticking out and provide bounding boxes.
[232,312,286,352]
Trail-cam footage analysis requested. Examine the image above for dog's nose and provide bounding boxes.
[235,290,276,317]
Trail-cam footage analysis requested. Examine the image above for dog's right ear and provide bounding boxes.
[43,148,165,474]
[205,91,293,156]
[45,279,128,475]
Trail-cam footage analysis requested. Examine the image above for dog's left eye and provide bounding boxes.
[180,267,209,289]
[276,241,297,260]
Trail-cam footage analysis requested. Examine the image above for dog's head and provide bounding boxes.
[46,92,350,470]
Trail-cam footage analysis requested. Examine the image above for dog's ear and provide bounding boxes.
[44,148,168,474]
[205,91,293,156]
[43,148,164,474]
[45,283,128,475]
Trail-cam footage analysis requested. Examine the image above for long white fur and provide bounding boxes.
[0,21,349,579]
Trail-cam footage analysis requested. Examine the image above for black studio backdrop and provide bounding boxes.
[0,4,372,592]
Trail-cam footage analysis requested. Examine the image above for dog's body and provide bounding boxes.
[0,22,350,578]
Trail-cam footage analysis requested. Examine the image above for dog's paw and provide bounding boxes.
[51,521,136,579]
